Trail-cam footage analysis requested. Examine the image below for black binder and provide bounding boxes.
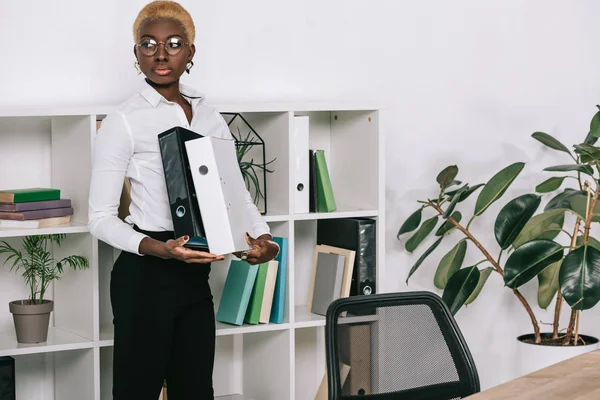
[316,217,376,297]
[158,126,209,251]
[0,356,15,400]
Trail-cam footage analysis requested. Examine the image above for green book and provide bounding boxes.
[314,150,337,212]
[244,262,269,325]
[0,188,60,204]
[216,260,258,326]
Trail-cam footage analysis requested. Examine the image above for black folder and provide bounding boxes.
[158,126,209,251]
[0,356,15,400]
[316,217,376,297]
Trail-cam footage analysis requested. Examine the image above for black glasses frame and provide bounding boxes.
[136,37,189,57]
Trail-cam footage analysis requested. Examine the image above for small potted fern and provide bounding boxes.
[0,234,89,343]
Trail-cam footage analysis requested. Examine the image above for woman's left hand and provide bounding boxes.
[238,232,279,265]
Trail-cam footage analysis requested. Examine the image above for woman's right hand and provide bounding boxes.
[139,235,225,263]
[163,235,225,263]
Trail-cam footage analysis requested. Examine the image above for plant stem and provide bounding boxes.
[429,201,541,343]
[513,289,541,344]
[564,309,578,345]
[552,290,563,340]
[564,183,600,345]
[554,217,583,338]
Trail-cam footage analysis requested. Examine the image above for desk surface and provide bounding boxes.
[466,349,600,399]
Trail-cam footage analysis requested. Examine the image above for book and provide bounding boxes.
[0,215,71,229]
[0,199,71,212]
[0,188,60,204]
[314,363,351,400]
[259,260,279,324]
[244,262,269,325]
[308,248,346,316]
[316,244,356,299]
[0,207,73,221]
[269,236,288,324]
[317,218,377,297]
[309,150,318,213]
[314,150,336,212]
[216,260,259,326]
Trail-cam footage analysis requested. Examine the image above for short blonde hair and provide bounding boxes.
[133,1,195,44]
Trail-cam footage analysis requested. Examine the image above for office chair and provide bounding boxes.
[325,291,480,399]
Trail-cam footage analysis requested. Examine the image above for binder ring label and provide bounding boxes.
[176,205,186,217]
[199,165,209,175]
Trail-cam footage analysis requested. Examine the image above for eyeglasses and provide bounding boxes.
[136,37,188,56]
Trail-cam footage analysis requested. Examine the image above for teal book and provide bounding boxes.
[0,188,60,204]
[216,260,258,326]
[314,150,336,212]
[269,236,288,324]
[244,262,269,325]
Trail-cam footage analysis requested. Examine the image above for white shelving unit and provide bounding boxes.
[0,102,385,400]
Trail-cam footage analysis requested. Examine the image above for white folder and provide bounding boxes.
[293,115,310,213]
[185,136,254,255]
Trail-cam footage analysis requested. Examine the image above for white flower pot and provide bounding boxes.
[516,332,599,376]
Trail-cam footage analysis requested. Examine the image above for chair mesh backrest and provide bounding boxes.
[325,292,479,400]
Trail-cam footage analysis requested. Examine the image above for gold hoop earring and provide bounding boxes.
[134,60,142,75]
[186,61,194,74]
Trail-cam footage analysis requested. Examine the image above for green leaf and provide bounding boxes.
[405,236,443,284]
[574,144,600,163]
[474,162,525,216]
[405,216,439,253]
[513,208,567,248]
[442,266,480,315]
[585,129,599,145]
[543,164,595,176]
[531,131,572,155]
[443,186,466,218]
[537,259,562,309]
[535,177,566,193]
[434,239,468,289]
[560,245,600,310]
[494,194,541,250]
[458,184,484,202]
[545,189,587,212]
[504,239,564,288]
[435,211,462,236]
[465,267,494,305]
[569,194,600,222]
[436,165,459,189]
[397,208,423,238]
[576,235,600,252]
[591,109,600,138]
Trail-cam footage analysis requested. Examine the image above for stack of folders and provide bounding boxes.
[309,149,337,212]
[307,244,357,316]
[216,237,288,326]
[292,115,336,213]
[0,188,73,229]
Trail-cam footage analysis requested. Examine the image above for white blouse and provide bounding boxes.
[88,80,270,256]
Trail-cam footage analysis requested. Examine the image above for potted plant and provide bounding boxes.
[0,234,89,343]
[397,106,600,375]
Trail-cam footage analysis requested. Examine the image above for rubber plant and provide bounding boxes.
[0,234,89,304]
[397,106,600,346]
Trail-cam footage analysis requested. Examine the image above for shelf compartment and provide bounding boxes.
[295,326,326,400]
[0,327,95,357]
[12,349,95,400]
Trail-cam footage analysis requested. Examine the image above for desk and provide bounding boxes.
[466,349,600,399]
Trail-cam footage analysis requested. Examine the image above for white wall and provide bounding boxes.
[3,0,600,392]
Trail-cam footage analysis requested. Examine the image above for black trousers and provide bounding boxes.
[110,227,216,399]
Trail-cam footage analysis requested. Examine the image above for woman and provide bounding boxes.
[88,1,279,399]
